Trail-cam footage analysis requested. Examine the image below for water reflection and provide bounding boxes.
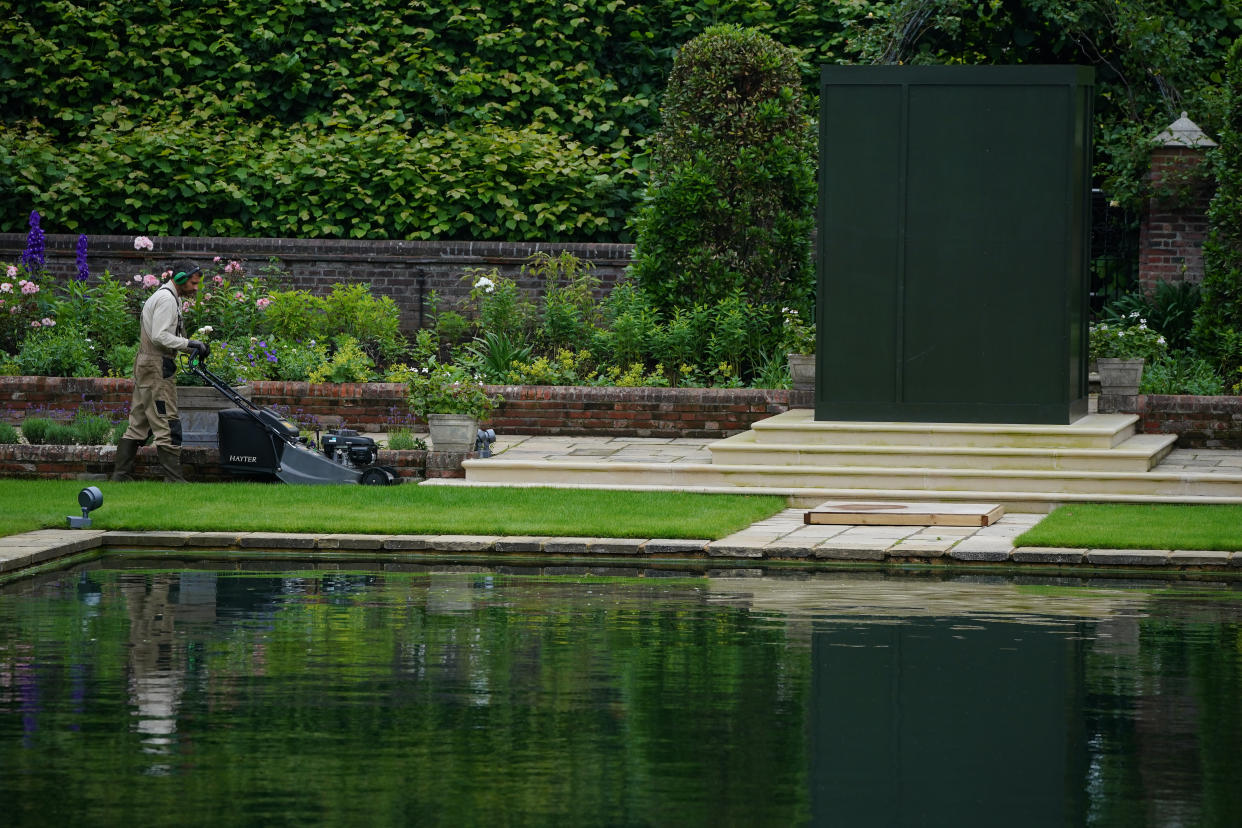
[0,563,1240,826]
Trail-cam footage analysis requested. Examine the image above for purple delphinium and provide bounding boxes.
[20,210,45,272]
[75,234,90,282]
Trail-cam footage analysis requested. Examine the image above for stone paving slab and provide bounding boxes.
[1085,549,1171,566]
[238,532,317,549]
[315,533,390,550]
[1169,550,1232,566]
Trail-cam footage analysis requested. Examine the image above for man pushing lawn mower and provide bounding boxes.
[112,261,210,483]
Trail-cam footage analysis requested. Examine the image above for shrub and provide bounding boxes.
[0,422,18,444]
[52,271,138,354]
[19,417,53,444]
[628,25,816,317]
[460,268,535,342]
[307,336,375,384]
[71,410,115,445]
[527,252,601,351]
[104,342,138,378]
[1140,353,1226,395]
[271,338,328,382]
[319,283,405,365]
[1192,36,1242,375]
[262,289,329,343]
[15,323,100,377]
[44,422,78,445]
[386,429,425,451]
[1103,281,1202,350]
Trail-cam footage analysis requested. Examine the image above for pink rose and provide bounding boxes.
[4,266,15,278]
[225,260,242,273]
[256,297,271,310]
[21,281,39,295]
[212,274,223,285]
[133,274,143,283]
[142,274,160,289]
[213,256,222,263]
[234,291,244,301]
[0,282,10,293]
[133,236,154,251]
[30,320,41,328]
[41,317,55,327]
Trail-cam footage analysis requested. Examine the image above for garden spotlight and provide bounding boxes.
[68,486,103,529]
[475,428,496,458]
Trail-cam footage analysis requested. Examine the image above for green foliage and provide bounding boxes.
[318,283,405,364]
[1192,35,1242,378]
[17,417,52,444]
[307,336,376,384]
[51,272,138,354]
[1139,352,1226,395]
[460,268,536,341]
[262,289,329,343]
[629,25,816,316]
[505,349,598,385]
[184,259,278,342]
[0,1,882,241]
[271,338,328,382]
[15,323,100,377]
[464,332,535,384]
[385,429,425,452]
[1089,316,1168,362]
[404,360,502,420]
[527,251,602,350]
[779,305,815,354]
[104,342,138,378]
[71,409,116,446]
[853,0,1242,210]
[1102,281,1203,350]
[0,422,18,444]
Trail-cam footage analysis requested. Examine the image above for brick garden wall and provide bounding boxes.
[0,376,801,438]
[1138,395,1242,448]
[0,234,634,332]
[0,443,432,481]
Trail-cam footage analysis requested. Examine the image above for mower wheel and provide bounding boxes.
[361,467,396,486]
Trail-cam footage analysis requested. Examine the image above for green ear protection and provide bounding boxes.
[172,266,202,285]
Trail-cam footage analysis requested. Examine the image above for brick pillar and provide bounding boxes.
[1137,113,1217,294]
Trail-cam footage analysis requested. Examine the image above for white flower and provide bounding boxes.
[195,326,214,337]
[1157,336,1166,345]
[474,276,495,293]
[133,235,154,251]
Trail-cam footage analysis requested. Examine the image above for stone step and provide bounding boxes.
[709,430,1177,472]
[751,409,1139,449]
[459,458,1242,506]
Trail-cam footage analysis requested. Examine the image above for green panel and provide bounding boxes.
[816,66,1093,424]
[819,84,903,405]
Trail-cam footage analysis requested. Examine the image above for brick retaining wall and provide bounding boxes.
[0,443,431,482]
[0,233,633,332]
[1138,394,1242,448]
[0,376,798,438]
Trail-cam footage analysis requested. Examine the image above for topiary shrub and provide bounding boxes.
[1191,36,1242,379]
[18,417,53,444]
[628,24,816,319]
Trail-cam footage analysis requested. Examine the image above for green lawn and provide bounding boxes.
[0,479,785,540]
[1015,503,1242,551]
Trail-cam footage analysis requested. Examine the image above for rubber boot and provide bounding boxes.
[157,445,188,483]
[111,437,140,482]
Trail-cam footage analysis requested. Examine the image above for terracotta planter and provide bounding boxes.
[427,413,478,452]
[178,383,251,448]
[787,353,815,392]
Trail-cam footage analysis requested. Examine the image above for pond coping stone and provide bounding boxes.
[642,539,710,555]
[493,536,547,553]
[426,535,499,552]
[1085,549,1171,566]
[102,530,197,547]
[383,536,435,550]
[237,532,317,549]
[183,531,249,547]
[588,538,648,555]
[315,533,390,550]
[1169,550,1232,566]
[1012,547,1086,564]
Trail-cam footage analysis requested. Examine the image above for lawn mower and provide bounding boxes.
[186,353,401,485]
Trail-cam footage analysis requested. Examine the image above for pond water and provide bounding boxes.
[2,561,1241,827]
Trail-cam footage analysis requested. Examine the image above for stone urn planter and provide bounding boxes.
[177,383,251,448]
[788,353,815,392]
[426,413,477,453]
[1096,358,1144,396]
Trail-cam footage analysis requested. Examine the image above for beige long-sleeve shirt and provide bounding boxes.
[139,282,191,356]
